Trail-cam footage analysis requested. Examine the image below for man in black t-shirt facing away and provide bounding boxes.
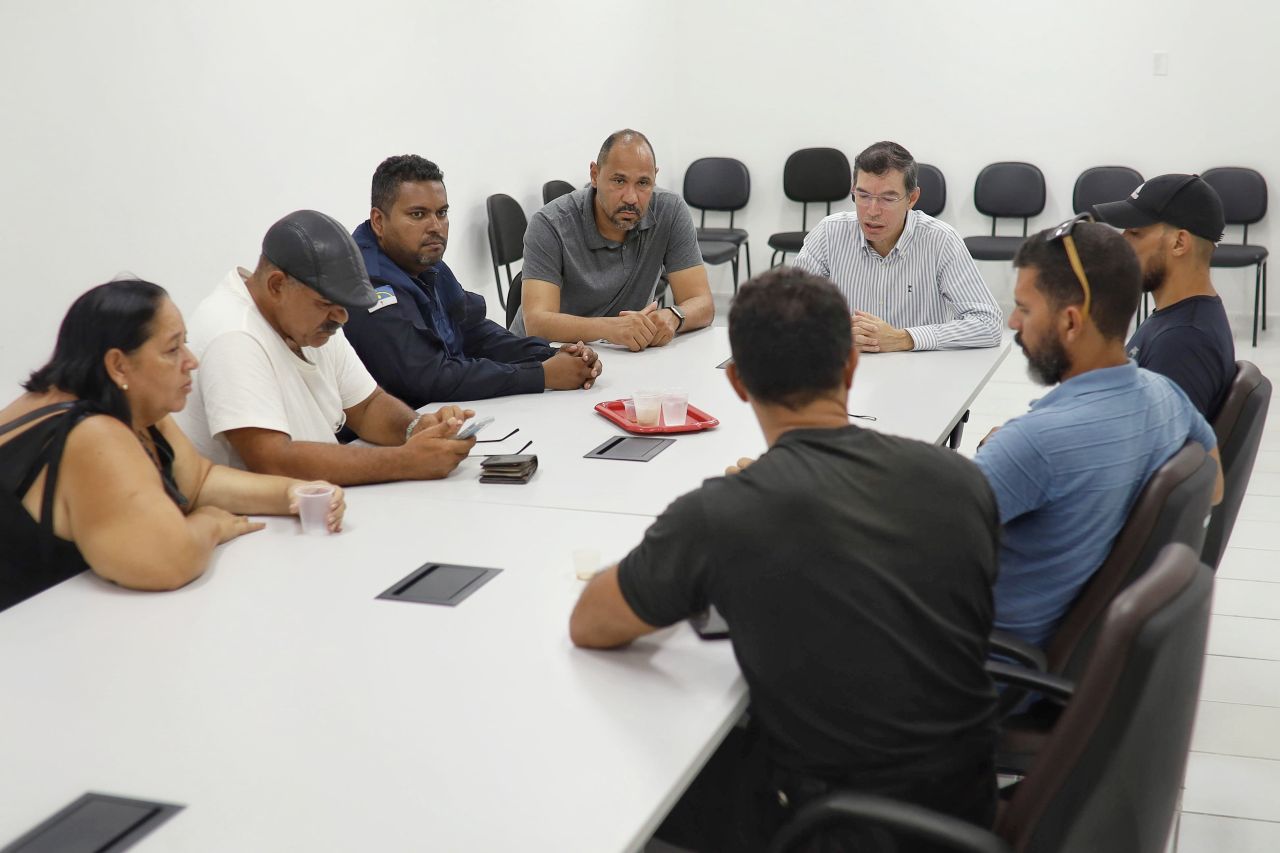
[1094,173,1236,419]
[570,268,1001,852]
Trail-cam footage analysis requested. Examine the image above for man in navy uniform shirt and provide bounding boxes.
[1094,173,1236,418]
[345,155,601,406]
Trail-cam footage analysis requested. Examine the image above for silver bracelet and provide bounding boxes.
[405,413,425,443]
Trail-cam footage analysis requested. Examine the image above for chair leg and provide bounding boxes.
[947,410,970,450]
[770,249,779,269]
[1263,261,1268,331]
[1254,263,1262,348]
[492,267,507,311]
[731,256,739,294]
[744,241,753,279]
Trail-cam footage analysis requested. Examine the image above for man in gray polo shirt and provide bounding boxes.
[512,129,714,350]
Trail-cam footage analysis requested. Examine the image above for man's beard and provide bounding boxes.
[1016,331,1071,386]
[1141,258,1167,294]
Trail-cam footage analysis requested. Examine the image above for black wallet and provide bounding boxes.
[480,454,538,484]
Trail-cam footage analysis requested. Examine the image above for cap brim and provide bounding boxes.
[1092,199,1159,230]
[333,280,378,311]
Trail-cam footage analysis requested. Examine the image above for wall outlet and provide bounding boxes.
[1153,51,1170,76]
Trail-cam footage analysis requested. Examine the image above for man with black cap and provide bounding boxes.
[180,210,476,484]
[1093,173,1236,418]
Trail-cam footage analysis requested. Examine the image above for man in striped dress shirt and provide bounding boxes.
[793,141,1002,352]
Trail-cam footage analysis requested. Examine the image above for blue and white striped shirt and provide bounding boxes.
[792,209,1002,351]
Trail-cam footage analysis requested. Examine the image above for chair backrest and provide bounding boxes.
[973,162,1046,220]
[1203,361,1273,568]
[486,193,527,269]
[1202,167,1268,227]
[542,180,576,206]
[505,272,523,330]
[1046,442,1216,681]
[684,157,750,212]
[1073,166,1144,215]
[914,163,946,217]
[782,147,851,204]
[1001,545,1211,853]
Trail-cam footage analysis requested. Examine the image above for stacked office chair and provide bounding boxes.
[542,179,576,205]
[1202,167,1269,346]
[770,544,1212,853]
[963,162,1046,261]
[485,193,527,311]
[768,147,851,267]
[989,442,1216,774]
[915,163,947,217]
[1202,361,1273,569]
[684,157,752,293]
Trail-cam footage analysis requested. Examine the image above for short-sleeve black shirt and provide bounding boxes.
[618,426,1000,790]
[1126,295,1236,419]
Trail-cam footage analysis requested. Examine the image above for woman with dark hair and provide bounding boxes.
[0,279,346,612]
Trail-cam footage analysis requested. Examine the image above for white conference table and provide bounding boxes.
[0,325,1010,852]
[429,326,1013,518]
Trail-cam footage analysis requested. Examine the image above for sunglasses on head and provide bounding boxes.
[1045,213,1094,320]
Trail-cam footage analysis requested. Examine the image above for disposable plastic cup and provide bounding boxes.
[573,549,602,581]
[296,484,335,535]
[622,398,637,422]
[633,390,661,426]
[661,390,689,427]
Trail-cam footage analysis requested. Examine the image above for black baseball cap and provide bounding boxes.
[262,210,377,310]
[1092,173,1225,243]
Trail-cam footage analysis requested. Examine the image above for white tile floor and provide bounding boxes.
[955,323,1280,851]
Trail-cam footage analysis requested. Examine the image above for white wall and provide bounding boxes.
[3,0,1277,393]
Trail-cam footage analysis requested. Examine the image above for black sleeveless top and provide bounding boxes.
[0,401,188,612]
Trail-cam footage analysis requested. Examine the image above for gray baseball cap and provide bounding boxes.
[262,210,377,310]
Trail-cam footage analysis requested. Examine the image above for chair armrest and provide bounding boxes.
[988,630,1047,671]
[986,660,1075,704]
[768,792,1012,853]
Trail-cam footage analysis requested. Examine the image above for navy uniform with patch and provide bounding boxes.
[344,221,555,406]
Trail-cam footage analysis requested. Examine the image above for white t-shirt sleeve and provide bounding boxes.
[329,330,378,409]
[199,331,294,437]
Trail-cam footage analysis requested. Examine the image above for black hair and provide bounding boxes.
[1013,221,1140,341]
[596,129,656,168]
[729,267,852,409]
[854,141,918,193]
[372,155,445,212]
[24,279,169,424]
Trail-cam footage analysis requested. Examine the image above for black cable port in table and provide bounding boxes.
[584,436,676,462]
[377,563,503,607]
[2,792,184,853]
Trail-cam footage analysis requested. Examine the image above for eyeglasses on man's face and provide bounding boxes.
[851,189,910,207]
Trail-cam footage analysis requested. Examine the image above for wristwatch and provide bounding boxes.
[666,304,686,333]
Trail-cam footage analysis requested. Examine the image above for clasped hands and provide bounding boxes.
[851,311,914,353]
[609,302,679,352]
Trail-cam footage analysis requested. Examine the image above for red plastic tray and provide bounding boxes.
[594,399,719,434]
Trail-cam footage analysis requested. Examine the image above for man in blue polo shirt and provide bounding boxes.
[344,155,602,406]
[1093,173,1236,419]
[975,220,1223,648]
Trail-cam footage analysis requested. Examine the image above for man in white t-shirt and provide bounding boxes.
[180,209,475,484]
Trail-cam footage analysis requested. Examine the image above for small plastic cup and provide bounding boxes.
[633,390,662,426]
[661,389,689,427]
[296,484,335,535]
[622,398,637,422]
[573,549,602,581]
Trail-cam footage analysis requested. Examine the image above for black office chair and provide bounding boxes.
[485,193,527,311]
[684,157,752,291]
[542,179,576,206]
[505,272,523,331]
[915,163,947,218]
[768,147,851,267]
[1202,167,1269,346]
[771,544,1212,853]
[963,162,1046,261]
[1202,361,1273,569]
[990,443,1216,774]
[1074,166,1149,320]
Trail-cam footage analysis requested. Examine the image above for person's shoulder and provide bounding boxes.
[910,209,963,241]
[62,411,143,460]
[532,190,583,229]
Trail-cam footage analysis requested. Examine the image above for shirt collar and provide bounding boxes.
[581,187,655,250]
[1030,360,1139,410]
[855,208,921,259]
